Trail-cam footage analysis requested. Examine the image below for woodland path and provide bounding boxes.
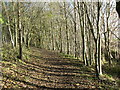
[2,47,109,89]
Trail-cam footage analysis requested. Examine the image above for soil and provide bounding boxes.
[1,47,117,89]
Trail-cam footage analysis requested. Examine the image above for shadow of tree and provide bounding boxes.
[2,72,93,90]
[2,48,98,89]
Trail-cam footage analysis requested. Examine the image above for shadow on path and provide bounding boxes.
[2,47,97,89]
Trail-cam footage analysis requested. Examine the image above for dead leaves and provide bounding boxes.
[1,48,118,89]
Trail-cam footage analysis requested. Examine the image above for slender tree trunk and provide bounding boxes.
[60,24,62,53]
[118,19,120,60]
[15,18,18,47]
[64,2,69,54]
[3,3,14,47]
[12,2,18,47]
[98,35,102,75]
[51,21,54,50]
[8,19,15,48]
[95,40,99,77]
[107,27,111,65]
[105,15,111,65]
[97,2,102,76]
[88,28,92,65]
[103,21,107,61]
[84,2,101,77]
[77,2,86,65]
[17,2,22,59]
[74,1,77,57]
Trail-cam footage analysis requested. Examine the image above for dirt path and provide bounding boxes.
[2,47,104,89]
[28,48,97,89]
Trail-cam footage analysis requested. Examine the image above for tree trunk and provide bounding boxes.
[64,2,69,54]
[74,1,77,57]
[98,35,102,75]
[3,3,15,47]
[77,2,86,65]
[17,2,22,59]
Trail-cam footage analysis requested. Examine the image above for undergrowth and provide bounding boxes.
[1,44,31,61]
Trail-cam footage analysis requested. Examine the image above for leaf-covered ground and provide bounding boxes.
[1,47,119,89]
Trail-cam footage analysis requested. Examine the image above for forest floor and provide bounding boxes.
[1,47,119,89]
